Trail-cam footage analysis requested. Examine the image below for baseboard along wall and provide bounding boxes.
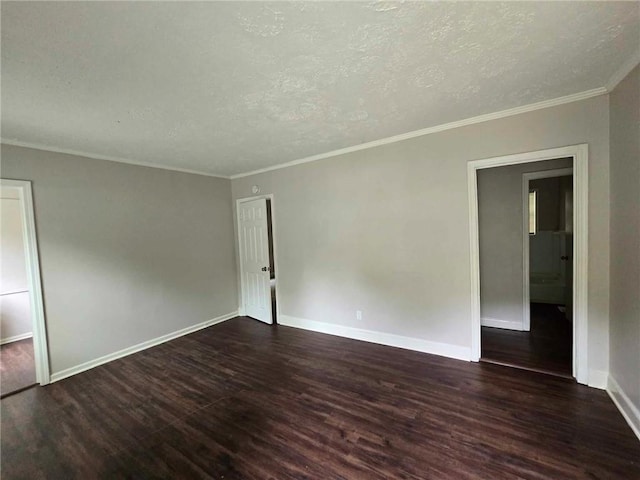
[480,317,524,331]
[45,308,638,444]
[0,332,33,345]
[607,375,640,442]
[587,369,609,390]
[278,314,471,361]
[50,311,238,383]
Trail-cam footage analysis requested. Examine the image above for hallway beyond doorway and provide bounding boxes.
[481,303,572,377]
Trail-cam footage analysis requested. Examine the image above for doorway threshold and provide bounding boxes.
[480,357,574,380]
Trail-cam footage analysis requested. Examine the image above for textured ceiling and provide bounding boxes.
[1,1,639,177]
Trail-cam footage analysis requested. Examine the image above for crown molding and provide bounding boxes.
[230,87,607,179]
[605,49,640,93]
[2,86,611,181]
[0,139,230,179]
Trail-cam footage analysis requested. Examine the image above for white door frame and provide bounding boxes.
[1,179,50,385]
[522,167,574,331]
[236,194,280,322]
[467,144,588,384]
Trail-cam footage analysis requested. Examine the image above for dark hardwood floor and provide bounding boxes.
[2,317,638,479]
[481,303,572,376]
[0,338,37,398]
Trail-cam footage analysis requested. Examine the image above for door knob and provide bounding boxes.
[261,266,269,271]
[561,256,569,261]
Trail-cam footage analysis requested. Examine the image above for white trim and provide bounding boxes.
[468,164,482,361]
[573,145,589,384]
[1,179,51,385]
[523,177,532,330]
[0,139,229,179]
[605,49,640,93]
[0,288,29,296]
[607,375,640,441]
[481,317,524,331]
[522,167,574,331]
[0,332,33,345]
[279,315,471,362]
[230,88,606,179]
[235,194,281,324]
[50,311,237,383]
[587,369,608,390]
[467,144,589,385]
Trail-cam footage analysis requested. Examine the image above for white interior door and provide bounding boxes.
[238,198,272,324]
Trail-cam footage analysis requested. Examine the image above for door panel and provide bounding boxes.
[238,199,272,324]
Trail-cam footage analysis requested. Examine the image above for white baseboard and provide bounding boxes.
[481,317,523,331]
[50,311,238,383]
[607,375,640,441]
[279,315,471,361]
[587,369,608,390]
[0,332,33,345]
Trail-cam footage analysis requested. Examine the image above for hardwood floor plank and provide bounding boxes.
[0,338,37,397]
[2,317,638,479]
[482,303,572,376]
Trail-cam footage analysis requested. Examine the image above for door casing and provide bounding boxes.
[1,178,50,385]
[467,144,588,384]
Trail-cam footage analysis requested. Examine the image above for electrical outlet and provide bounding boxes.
[356,310,362,320]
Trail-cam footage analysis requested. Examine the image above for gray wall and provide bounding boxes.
[232,95,611,377]
[0,144,238,374]
[609,65,640,414]
[0,190,33,340]
[477,158,572,328]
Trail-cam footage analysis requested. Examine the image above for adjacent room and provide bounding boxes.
[0,185,37,397]
[478,158,575,377]
[1,2,639,478]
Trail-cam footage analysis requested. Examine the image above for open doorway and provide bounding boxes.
[266,200,277,323]
[467,144,589,384]
[237,195,278,325]
[0,179,50,396]
[478,163,574,377]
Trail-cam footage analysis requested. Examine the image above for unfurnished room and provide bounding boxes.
[1,1,639,478]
